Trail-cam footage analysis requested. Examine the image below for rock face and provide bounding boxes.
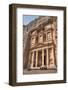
[23,16,57,72]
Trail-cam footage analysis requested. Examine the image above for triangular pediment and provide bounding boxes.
[30,43,46,50]
[35,43,45,47]
[30,42,54,50]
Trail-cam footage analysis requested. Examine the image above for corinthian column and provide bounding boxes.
[35,50,38,67]
[51,47,56,68]
[46,48,49,69]
[31,51,34,68]
[41,49,44,67]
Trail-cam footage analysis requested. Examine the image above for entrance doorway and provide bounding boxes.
[44,49,46,66]
[38,50,42,67]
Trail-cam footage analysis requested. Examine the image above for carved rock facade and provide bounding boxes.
[23,16,57,70]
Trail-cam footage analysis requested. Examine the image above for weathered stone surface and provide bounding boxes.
[23,16,57,74]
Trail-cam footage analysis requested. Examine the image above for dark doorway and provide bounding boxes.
[33,51,36,67]
[38,50,42,67]
[44,49,46,65]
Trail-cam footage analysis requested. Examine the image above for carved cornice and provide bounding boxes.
[30,42,56,51]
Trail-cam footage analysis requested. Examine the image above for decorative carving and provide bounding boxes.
[23,16,57,74]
